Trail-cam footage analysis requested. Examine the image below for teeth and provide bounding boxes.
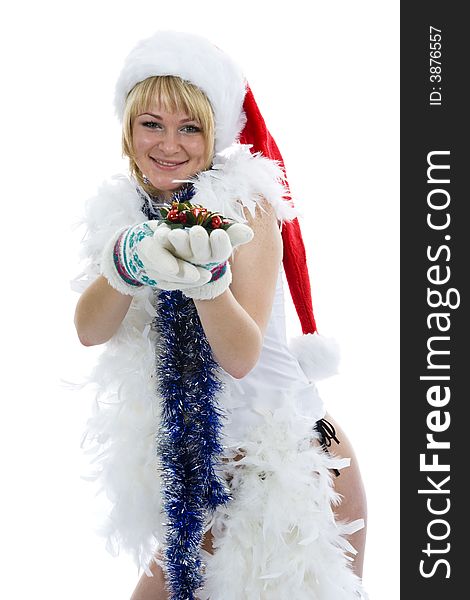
[154,159,181,166]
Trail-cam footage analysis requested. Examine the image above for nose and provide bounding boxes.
[159,129,180,154]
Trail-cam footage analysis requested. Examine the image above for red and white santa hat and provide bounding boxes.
[115,31,339,381]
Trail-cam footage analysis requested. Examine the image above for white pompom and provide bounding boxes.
[289,333,341,381]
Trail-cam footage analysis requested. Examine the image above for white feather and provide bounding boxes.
[80,291,165,571]
[71,175,145,293]
[190,144,297,223]
[197,406,366,599]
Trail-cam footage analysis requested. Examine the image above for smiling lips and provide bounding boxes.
[151,157,188,170]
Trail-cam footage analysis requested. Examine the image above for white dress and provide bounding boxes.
[217,261,326,449]
[74,147,367,599]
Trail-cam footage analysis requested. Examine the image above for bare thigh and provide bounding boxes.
[129,530,216,600]
[321,412,368,578]
[129,461,233,600]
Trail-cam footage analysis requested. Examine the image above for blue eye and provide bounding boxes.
[181,124,202,133]
[142,121,162,129]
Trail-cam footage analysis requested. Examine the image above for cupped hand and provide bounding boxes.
[149,222,254,265]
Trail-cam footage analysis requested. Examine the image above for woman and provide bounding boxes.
[74,31,367,600]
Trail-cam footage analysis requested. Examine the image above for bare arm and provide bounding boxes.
[74,199,283,375]
[74,275,132,346]
[193,200,283,379]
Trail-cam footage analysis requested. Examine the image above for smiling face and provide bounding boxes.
[132,108,207,200]
[122,76,215,199]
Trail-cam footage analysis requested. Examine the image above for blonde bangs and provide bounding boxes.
[132,76,207,120]
[122,76,215,195]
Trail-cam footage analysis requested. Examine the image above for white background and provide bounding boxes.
[0,1,399,598]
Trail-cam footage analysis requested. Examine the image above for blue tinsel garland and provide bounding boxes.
[145,185,231,600]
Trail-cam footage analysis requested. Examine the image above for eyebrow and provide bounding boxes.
[140,112,197,123]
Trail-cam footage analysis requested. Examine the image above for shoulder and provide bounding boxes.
[242,197,282,244]
[231,197,283,276]
[240,197,283,263]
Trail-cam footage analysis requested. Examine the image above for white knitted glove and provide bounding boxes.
[155,222,253,265]
[154,223,254,300]
[100,221,212,296]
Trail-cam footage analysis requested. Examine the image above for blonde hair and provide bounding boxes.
[122,76,215,196]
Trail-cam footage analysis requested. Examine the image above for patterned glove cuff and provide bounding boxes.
[206,261,228,282]
[100,227,148,297]
[113,229,144,288]
[183,263,232,301]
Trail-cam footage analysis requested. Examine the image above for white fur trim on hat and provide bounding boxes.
[289,333,341,382]
[114,31,247,153]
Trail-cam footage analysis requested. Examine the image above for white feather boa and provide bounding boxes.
[190,144,297,223]
[73,145,366,597]
[199,405,365,599]
[81,297,164,570]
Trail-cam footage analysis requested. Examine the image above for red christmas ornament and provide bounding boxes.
[161,200,234,233]
[168,209,180,223]
[211,215,222,229]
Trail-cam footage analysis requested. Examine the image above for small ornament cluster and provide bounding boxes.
[160,200,233,232]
